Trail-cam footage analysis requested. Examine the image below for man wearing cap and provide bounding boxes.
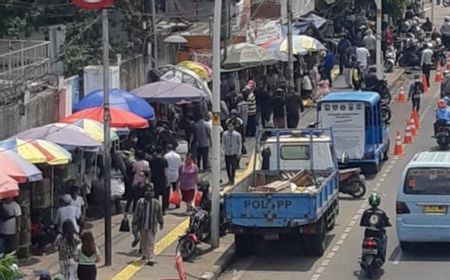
[54,195,80,234]
[133,180,164,266]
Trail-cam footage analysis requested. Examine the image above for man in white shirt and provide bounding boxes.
[356,45,371,71]
[421,43,434,88]
[55,195,80,233]
[164,144,181,210]
[0,198,21,253]
[222,123,242,185]
[363,30,376,64]
[70,185,85,218]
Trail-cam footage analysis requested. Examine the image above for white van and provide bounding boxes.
[396,151,450,251]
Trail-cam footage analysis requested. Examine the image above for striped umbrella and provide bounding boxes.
[0,138,71,165]
[64,119,119,142]
[0,148,42,183]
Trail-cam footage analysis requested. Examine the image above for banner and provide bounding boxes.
[320,102,366,159]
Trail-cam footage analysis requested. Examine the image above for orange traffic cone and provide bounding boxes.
[397,82,407,103]
[394,131,405,155]
[404,123,413,144]
[422,74,429,93]
[409,118,417,136]
[447,52,450,71]
[435,64,444,83]
[412,109,420,130]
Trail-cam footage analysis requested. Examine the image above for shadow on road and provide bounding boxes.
[389,243,450,262]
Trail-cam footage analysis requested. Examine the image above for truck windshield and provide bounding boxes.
[404,168,450,195]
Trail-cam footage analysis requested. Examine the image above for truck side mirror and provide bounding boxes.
[341,152,349,165]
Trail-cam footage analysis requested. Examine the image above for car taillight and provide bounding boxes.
[363,238,377,249]
[396,201,410,214]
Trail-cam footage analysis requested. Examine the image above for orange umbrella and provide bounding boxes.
[61,107,149,129]
[0,172,19,199]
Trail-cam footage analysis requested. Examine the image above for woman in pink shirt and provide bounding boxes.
[178,154,198,212]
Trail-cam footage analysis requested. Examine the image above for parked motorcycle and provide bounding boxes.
[339,168,366,198]
[382,103,392,123]
[176,180,227,260]
[384,45,396,73]
[434,120,450,150]
[363,80,392,104]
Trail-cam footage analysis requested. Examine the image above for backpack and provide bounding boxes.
[0,203,14,221]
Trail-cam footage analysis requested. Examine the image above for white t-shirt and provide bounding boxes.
[164,151,182,183]
[55,205,80,233]
[70,196,85,216]
[0,201,21,235]
[356,47,370,68]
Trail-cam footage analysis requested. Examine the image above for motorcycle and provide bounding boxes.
[382,103,392,123]
[433,45,447,68]
[384,45,396,73]
[339,168,366,198]
[434,120,450,150]
[360,236,386,278]
[176,180,227,260]
[363,80,392,104]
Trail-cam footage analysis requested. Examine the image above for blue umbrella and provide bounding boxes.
[75,88,155,120]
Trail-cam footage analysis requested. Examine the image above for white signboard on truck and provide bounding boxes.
[319,102,366,159]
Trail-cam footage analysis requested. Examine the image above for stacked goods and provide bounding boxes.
[249,170,318,193]
[249,180,291,193]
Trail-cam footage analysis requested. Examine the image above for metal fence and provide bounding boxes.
[0,39,52,105]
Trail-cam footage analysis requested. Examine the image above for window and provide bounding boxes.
[280,145,310,160]
[404,168,450,195]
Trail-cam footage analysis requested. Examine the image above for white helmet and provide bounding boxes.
[436,38,442,46]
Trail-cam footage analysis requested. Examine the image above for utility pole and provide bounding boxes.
[102,8,112,266]
[286,0,294,128]
[375,0,382,79]
[151,0,158,66]
[431,0,435,25]
[210,0,222,249]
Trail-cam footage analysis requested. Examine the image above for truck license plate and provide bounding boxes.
[362,248,378,254]
[424,205,448,214]
[264,233,280,240]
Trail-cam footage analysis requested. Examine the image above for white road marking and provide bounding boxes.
[375,182,382,187]
[357,208,365,214]
[331,245,340,252]
[321,259,330,266]
[336,239,344,245]
[381,173,388,178]
[316,266,325,273]
[326,252,335,259]
[348,220,356,226]
[378,177,385,182]
[340,233,348,239]
[344,227,352,233]
[311,274,321,280]
[352,214,360,221]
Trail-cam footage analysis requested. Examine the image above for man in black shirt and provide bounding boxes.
[150,147,169,215]
[272,89,286,128]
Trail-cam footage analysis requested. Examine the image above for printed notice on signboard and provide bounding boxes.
[319,102,366,159]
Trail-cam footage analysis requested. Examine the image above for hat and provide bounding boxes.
[39,270,51,280]
[61,194,72,204]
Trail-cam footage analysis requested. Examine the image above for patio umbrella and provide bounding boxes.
[0,148,42,183]
[177,61,212,81]
[0,139,71,165]
[222,43,277,68]
[75,88,155,120]
[0,172,19,199]
[279,35,326,55]
[157,65,212,99]
[14,123,102,151]
[132,81,209,104]
[259,39,296,62]
[66,119,119,142]
[163,35,187,43]
[61,107,149,129]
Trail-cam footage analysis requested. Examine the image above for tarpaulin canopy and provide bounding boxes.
[293,12,328,34]
[132,81,209,104]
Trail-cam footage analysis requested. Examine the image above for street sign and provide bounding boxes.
[72,0,113,9]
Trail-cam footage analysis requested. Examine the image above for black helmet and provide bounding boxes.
[198,180,210,192]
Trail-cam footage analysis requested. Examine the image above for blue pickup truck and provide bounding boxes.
[224,129,340,256]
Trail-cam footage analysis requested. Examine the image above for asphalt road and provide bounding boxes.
[218,6,450,280]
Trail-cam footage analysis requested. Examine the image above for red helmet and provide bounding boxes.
[438,99,447,109]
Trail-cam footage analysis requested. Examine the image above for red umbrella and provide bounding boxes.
[61,107,149,129]
[0,172,19,199]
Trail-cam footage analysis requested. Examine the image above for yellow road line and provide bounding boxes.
[113,153,258,279]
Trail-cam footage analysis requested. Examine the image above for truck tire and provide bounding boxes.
[305,219,326,257]
[235,234,252,256]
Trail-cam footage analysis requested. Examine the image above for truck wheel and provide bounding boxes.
[383,142,390,161]
[235,234,251,256]
[306,219,326,257]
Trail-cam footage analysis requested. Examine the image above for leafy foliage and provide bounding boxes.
[382,0,410,20]
[0,253,23,280]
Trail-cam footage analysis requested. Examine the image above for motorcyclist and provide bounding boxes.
[363,67,379,89]
[441,70,450,98]
[434,99,450,135]
[360,193,391,262]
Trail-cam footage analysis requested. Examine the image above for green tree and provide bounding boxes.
[382,0,410,21]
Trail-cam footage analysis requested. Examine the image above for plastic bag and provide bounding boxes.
[194,191,203,207]
[169,191,181,206]
[119,216,130,232]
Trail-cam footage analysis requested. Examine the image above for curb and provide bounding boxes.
[199,244,236,280]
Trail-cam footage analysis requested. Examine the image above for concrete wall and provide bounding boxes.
[120,55,147,91]
[0,89,59,140]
